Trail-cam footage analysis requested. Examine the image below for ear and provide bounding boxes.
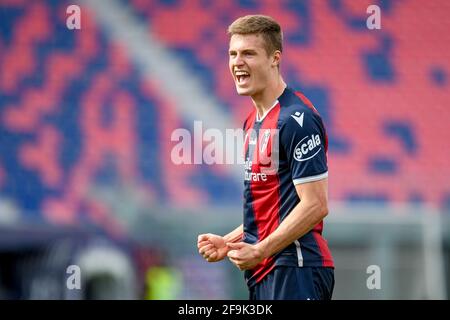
[272,50,282,68]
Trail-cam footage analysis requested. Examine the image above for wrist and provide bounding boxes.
[255,240,270,260]
[224,232,242,244]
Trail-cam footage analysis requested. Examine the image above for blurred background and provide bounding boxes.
[0,0,449,299]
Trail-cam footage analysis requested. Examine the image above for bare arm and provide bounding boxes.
[256,178,328,259]
[223,224,243,243]
[198,224,243,262]
[227,178,328,270]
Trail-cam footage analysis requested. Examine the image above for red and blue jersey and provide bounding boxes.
[243,86,334,287]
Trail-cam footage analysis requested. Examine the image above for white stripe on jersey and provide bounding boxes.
[293,171,328,185]
[294,240,304,267]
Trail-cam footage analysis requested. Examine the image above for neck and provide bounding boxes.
[252,76,287,119]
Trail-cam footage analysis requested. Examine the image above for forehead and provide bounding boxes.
[229,34,266,51]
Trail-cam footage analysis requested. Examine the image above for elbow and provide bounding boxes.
[314,198,328,219]
[320,203,329,218]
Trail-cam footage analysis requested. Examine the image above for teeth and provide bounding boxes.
[235,71,249,76]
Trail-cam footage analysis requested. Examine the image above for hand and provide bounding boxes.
[197,233,229,262]
[226,242,264,270]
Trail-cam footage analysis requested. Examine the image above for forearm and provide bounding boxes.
[224,224,243,243]
[256,200,327,259]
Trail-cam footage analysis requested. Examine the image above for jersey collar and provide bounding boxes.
[256,99,279,123]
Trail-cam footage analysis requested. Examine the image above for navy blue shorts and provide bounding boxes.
[249,266,335,300]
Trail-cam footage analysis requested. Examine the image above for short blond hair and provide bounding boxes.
[227,15,283,56]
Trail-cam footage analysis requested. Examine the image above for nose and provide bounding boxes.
[234,54,244,66]
[233,53,244,67]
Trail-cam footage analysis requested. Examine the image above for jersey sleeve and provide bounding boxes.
[280,111,328,185]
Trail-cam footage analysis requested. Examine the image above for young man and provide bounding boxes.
[197,15,334,300]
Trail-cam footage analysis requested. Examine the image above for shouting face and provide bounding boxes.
[229,33,280,98]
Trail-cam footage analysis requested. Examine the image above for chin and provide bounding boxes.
[235,86,253,96]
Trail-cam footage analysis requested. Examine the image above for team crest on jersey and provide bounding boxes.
[293,134,322,162]
[260,129,271,153]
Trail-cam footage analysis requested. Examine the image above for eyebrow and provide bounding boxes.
[229,49,258,54]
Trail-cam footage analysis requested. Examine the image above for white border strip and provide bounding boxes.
[293,171,328,185]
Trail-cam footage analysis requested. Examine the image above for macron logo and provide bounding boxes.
[291,112,304,127]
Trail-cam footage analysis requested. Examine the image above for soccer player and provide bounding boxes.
[197,15,334,300]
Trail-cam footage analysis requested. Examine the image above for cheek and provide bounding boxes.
[229,62,236,77]
[257,65,270,81]
[252,66,268,84]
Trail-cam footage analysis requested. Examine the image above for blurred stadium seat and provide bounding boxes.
[1,0,450,299]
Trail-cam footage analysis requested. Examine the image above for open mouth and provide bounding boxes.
[235,70,250,85]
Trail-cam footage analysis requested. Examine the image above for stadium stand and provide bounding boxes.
[127,0,450,207]
[1,0,450,229]
[1,0,450,299]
